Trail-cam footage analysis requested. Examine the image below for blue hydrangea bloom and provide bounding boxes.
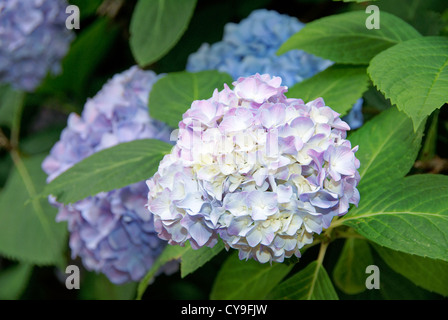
[0,0,74,91]
[43,66,177,284]
[186,9,363,129]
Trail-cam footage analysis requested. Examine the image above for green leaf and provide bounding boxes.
[373,0,447,36]
[348,107,424,194]
[69,0,103,19]
[0,263,33,300]
[368,36,448,130]
[333,0,377,2]
[418,110,439,162]
[333,238,374,295]
[137,244,188,299]
[210,252,293,300]
[43,139,172,205]
[278,11,421,64]
[268,261,338,300]
[80,272,137,300]
[129,0,197,67]
[286,65,369,115]
[149,70,233,128]
[373,244,448,297]
[339,174,448,262]
[20,127,64,155]
[0,154,68,265]
[137,240,225,299]
[0,85,24,128]
[181,241,224,278]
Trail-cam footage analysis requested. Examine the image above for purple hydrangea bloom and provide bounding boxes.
[147,74,361,263]
[43,66,177,284]
[186,9,364,129]
[0,0,75,92]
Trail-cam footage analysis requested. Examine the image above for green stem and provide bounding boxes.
[307,240,329,300]
[334,228,366,240]
[10,93,24,149]
[9,149,53,240]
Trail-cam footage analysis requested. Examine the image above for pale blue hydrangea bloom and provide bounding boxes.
[147,74,361,263]
[186,9,363,129]
[0,0,74,91]
[43,66,177,284]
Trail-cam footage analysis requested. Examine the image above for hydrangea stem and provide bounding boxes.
[306,240,330,300]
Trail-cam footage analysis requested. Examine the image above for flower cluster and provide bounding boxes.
[186,9,363,129]
[43,66,177,284]
[147,74,360,263]
[187,9,332,87]
[0,0,75,91]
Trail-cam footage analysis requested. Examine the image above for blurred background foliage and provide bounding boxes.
[0,0,447,300]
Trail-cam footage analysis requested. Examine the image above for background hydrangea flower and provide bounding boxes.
[147,73,360,263]
[186,9,364,129]
[0,0,74,91]
[43,66,177,284]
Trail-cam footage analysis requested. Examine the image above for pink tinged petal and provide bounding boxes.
[283,237,298,251]
[307,149,324,169]
[175,192,204,214]
[41,156,60,179]
[238,249,251,261]
[277,185,293,203]
[315,123,331,136]
[279,136,303,155]
[67,113,87,135]
[149,193,176,220]
[337,196,350,216]
[247,191,278,220]
[165,220,189,244]
[253,167,268,186]
[260,103,286,128]
[289,117,315,142]
[303,214,323,234]
[332,117,351,131]
[326,146,357,180]
[308,97,326,108]
[188,100,222,125]
[285,214,303,236]
[182,216,213,248]
[208,206,225,227]
[197,165,220,181]
[219,108,254,132]
[350,188,360,207]
[260,228,275,246]
[100,133,119,149]
[234,76,280,104]
[321,213,336,229]
[228,216,253,236]
[273,235,286,249]
[203,180,225,201]
[309,191,339,209]
[246,228,263,247]
[255,248,272,263]
[224,192,249,217]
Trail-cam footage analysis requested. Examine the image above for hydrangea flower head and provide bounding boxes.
[186,9,332,87]
[147,74,360,263]
[186,9,364,129]
[43,66,177,284]
[0,0,74,91]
